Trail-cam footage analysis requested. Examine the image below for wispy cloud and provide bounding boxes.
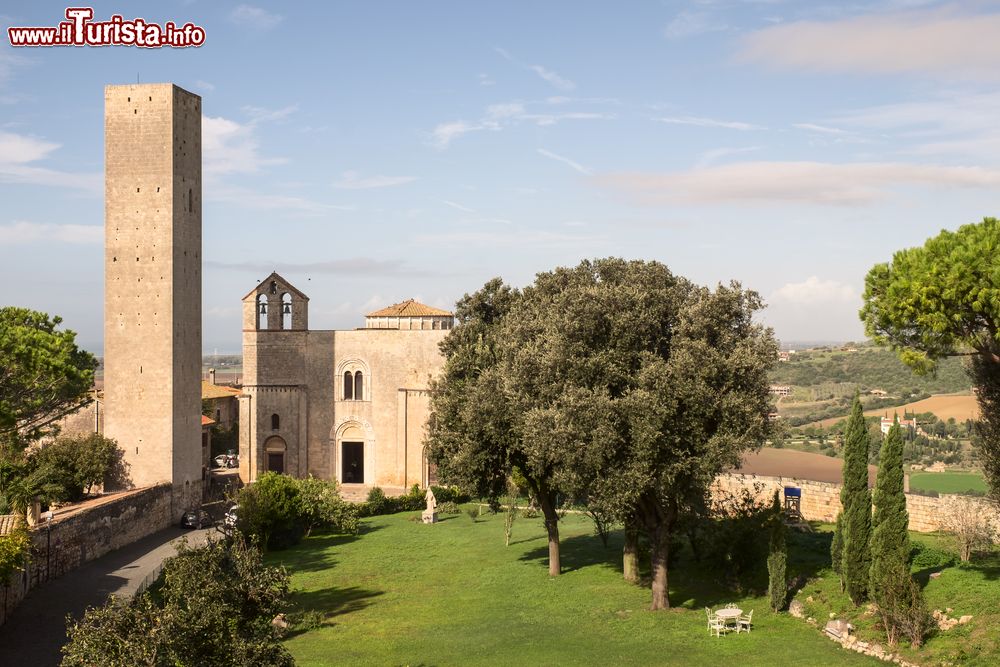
[657,115,764,131]
[793,122,849,135]
[595,161,1000,206]
[229,5,283,31]
[208,184,355,215]
[202,116,286,175]
[494,47,576,90]
[0,131,99,192]
[0,221,102,244]
[430,99,614,148]
[665,11,729,39]
[441,199,476,213]
[739,9,1000,80]
[206,257,436,277]
[769,276,856,305]
[537,148,592,175]
[695,146,762,168]
[194,80,216,93]
[333,171,417,190]
[415,229,602,248]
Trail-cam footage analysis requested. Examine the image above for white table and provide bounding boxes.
[715,608,742,631]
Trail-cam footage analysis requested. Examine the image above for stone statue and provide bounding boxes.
[422,487,438,524]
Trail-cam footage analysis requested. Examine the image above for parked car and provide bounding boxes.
[180,508,210,529]
[213,454,228,469]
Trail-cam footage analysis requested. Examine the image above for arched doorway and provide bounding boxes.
[338,423,367,484]
[264,436,286,474]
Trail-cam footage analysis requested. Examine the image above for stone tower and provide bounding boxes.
[103,83,203,513]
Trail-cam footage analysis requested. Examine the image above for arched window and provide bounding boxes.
[281,293,292,330]
[354,371,363,400]
[343,371,353,400]
[271,413,279,430]
[257,294,268,329]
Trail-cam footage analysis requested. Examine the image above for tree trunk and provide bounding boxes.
[650,525,670,610]
[623,522,639,584]
[538,493,561,576]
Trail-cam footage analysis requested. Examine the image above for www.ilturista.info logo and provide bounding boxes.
[7,8,206,48]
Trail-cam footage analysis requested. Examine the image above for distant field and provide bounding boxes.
[812,392,979,428]
[736,447,878,486]
[909,471,988,495]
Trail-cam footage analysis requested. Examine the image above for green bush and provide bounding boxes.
[236,472,306,550]
[0,521,30,583]
[438,501,461,514]
[297,476,359,536]
[430,485,470,504]
[62,539,292,666]
[910,542,958,570]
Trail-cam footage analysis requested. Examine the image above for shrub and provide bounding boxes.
[236,472,306,550]
[939,496,997,561]
[0,521,31,583]
[29,433,126,503]
[703,484,772,592]
[364,487,390,516]
[62,538,293,666]
[909,542,958,571]
[430,485,470,504]
[438,501,461,514]
[297,476,359,536]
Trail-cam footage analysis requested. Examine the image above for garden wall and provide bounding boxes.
[712,473,993,533]
[0,484,173,626]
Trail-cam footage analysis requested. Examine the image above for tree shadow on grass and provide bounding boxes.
[284,586,384,637]
[518,532,623,574]
[272,527,382,575]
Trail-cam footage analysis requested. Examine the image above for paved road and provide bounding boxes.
[0,525,215,666]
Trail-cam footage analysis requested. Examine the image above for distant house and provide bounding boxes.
[778,351,790,362]
[201,378,241,430]
[881,416,917,435]
[869,389,888,397]
[769,385,792,397]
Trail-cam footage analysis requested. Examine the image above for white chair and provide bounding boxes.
[706,608,728,637]
[737,609,753,634]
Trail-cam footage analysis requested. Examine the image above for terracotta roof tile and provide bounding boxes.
[366,299,453,317]
[201,415,216,427]
[202,382,241,400]
[0,515,19,536]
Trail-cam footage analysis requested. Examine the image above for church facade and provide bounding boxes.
[238,273,452,494]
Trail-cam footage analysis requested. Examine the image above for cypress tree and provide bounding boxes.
[767,490,787,612]
[842,394,872,605]
[831,512,844,587]
[870,418,916,645]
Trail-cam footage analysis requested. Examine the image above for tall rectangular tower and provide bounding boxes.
[103,83,202,512]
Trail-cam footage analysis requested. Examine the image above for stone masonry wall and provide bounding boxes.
[0,484,173,627]
[713,472,994,533]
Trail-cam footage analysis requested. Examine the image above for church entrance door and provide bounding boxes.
[342,441,364,483]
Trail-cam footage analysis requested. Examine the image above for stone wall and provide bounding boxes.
[0,484,173,627]
[713,472,993,533]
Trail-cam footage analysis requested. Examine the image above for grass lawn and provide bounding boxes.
[908,471,987,495]
[270,509,878,666]
[793,526,1000,666]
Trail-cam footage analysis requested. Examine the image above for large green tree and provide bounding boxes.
[839,394,872,605]
[0,307,97,452]
[554,262,777,610]
[860,217,1000,498]
[428,279,577,574]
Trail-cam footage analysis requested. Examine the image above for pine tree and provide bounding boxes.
[767,490,787,612]
[842,394,872,605]
[870,418,924,645]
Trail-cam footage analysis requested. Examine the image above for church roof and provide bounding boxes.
[241,271,309,301]
[366,299,453,317]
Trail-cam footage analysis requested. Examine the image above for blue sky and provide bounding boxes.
[3,1,1000,353]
